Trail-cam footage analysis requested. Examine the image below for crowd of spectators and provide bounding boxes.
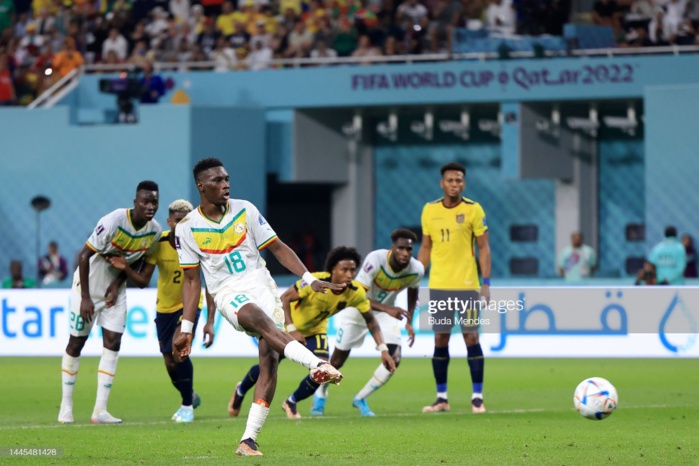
[594,0,699,47]
[0,0,574,105]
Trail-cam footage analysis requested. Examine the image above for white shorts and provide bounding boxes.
[69,280,127,337]
[335,308,402,351]
[215,274,284,337]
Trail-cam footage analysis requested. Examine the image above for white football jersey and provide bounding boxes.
[75,208,162,294]
[355,249,424,306]
[176,199,278,296]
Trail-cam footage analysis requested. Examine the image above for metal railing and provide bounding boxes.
[27,67,81,109]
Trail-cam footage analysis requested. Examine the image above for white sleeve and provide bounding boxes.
[144,221,163,258]
[85,211,119,253]
[176,222,202,268]
[246,201,278,250]
[356,251,381,289]
[409,261,425,289]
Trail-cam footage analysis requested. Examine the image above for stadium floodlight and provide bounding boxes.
[439,109,470,140]
[377,110,398,141]
[536,105,561,138]
[478,112,502,137]
[342,111,363,141]
[603,104,638,136]
[410,109,434,140]
[567,104,598,137]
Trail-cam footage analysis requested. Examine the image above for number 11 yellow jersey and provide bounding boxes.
[421,196,487,290]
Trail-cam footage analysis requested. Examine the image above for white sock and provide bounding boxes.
[241,401,270,442]
[61,352,80,410]
[437,391,448,400]
[283,340,323,369]
[94,348,119,413]
[315,384,329,399]
[355,364,393,400]
[472,392,483,400]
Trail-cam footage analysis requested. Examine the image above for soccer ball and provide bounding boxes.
[573,377,618,420]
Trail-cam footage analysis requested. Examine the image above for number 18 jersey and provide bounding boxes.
[176,199,279,297]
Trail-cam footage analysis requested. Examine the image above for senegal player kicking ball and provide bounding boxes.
[311,229,424,416]
[228,247,396,419]
[418,162,492,414]
[107,199,215,423]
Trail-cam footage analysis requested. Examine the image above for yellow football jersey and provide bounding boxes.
[146,231,204,313]
[291,271,371,337]
[421,196,488,290]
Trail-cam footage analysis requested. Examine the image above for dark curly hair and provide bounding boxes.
[193,157,224,181]
[324,246,362,273]
[390,228,417,243]
[440,162,466,177]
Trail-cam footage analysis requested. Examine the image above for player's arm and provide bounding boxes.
[360,311,396,373]
[368,299,408,320]
[280,285,305,344]
[266,239,345,293]
[173,266,202,360]
[404,287,419,347]
[417,233,432,270]
[77,244,97,323]
[476,232,492,302]
[202,288,216,348]
[106,255,156,288]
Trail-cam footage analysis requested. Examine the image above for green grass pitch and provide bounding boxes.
[1,357,698,464]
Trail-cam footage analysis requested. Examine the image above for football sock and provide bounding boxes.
[433,346,450,399]
[291,375,320,403]
[355,363,393,400]
[283,340,323,369]
[467,343,484,396]
[61,352,80,409]
[316,384,329,399]
[241,399,270,442]
[165,360,178,391]
[239,364,261,396]
[94,348,119,413]
[176,358,194,406]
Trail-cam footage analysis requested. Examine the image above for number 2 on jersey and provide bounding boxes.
[224,251,246,274]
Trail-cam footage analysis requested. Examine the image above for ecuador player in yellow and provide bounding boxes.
[228,247,395,419]
[108,200,215,423]
[417,162,492,414]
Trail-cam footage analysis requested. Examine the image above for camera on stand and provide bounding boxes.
[99,70,143,123]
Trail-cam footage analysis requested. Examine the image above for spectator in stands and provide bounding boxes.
[333,16,358,57]
[102,27,129,61]
[216,0,236,37]
[128,40,152,67]
[270,23,290,58]
[2,260,37,289]
[681,234,697,278]
[593,0,620,35]
[634,260,658,285]
[229,20,251,49]
[38,241,69,285]
[649,7,671,45]
[146,6,169,39]
[139,60,166,103]
[170,0,191,24]
[246,36,272,69]
[33,7,55,36]
[250,20,272,49]
[486,0,516,35]
[352,34,383,62]
[429,0,461,52]
[17,23,44,67]
[129,21,151,53]
[629,0,653,20]
[197,18,219,56]
[396,0,429,26]
[211,35,238,70]
[0,50,16,105]
[311,38,338,60]
[558,231,597,281]
[672,19,697,45]
[286,20,314,57]
[52,37,84,80]
[649,226,687,285]
[0,0,14,37]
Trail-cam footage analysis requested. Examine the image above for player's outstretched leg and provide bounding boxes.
[311,348,351,416]
[423,334,451,413]
[236,340,278,457]
[229,364,260,417]
[466,334,486,414]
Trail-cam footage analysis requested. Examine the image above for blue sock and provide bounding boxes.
[239,364,260,396]
[291,375,321,403]
[175,358,194,406]
[467,343,484,394]
[432,347,450,397]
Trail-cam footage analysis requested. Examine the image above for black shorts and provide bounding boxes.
[154,309,201,354]
[427,289,481,334]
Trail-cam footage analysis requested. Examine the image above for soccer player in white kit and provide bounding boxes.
[58,181,162,425]
[173,158,345,457]
[312,229,424,416]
